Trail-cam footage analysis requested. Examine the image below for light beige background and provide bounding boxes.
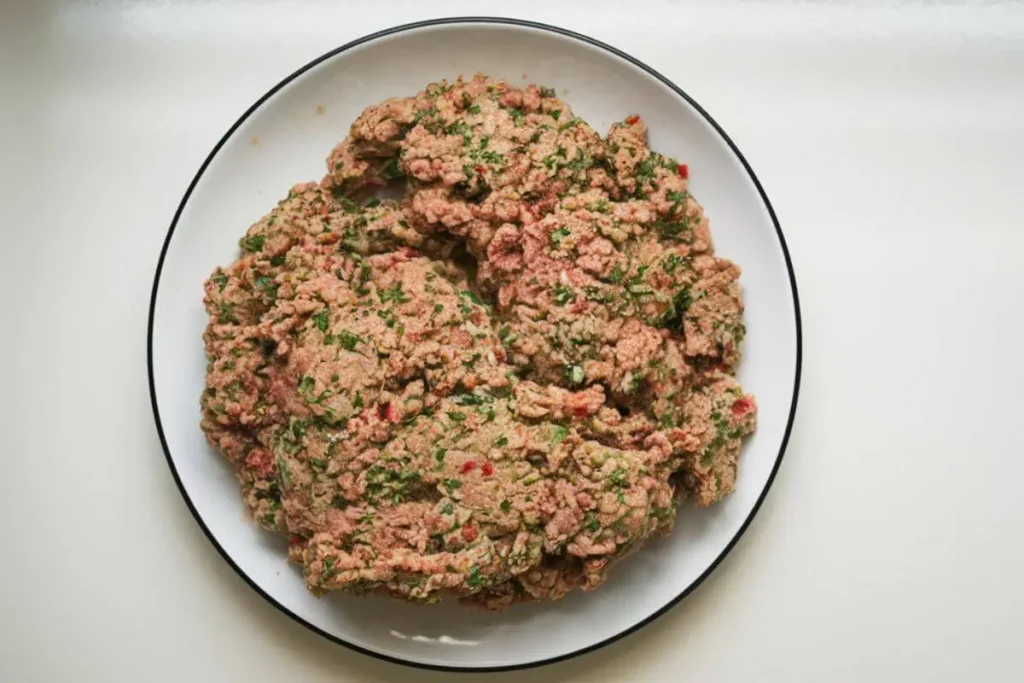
[3,1,1023,681]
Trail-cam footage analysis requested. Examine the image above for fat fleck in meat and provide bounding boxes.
[201,74,756,609]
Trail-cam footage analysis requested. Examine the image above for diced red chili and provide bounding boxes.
[461,525,478,542]
[460,460,477,474]
[677,164,689,179]
[731,396,753,417]
[381,403,400,423]
[481,462,494,476]
[625,114,640,125]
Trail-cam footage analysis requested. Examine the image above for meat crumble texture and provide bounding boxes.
[201,75,756,609]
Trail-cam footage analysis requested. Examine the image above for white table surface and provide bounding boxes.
[3,1,1024,681]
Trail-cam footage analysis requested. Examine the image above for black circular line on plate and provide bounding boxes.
[147,16,803,673]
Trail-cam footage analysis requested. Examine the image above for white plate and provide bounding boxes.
[148,18,801,671]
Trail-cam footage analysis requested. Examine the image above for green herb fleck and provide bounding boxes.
[550,227,570,246]
[379,283,410,304]
[551,424,569,444]
[467,566,485,589]
[553,285,575,306]
[312,309,329,332]
[382,156,403,180]
[610,467,629,487]
[218,303,235,324]
[254,274,278,301]
[239,234,265,253]
[662,253,684,273]
[329,329,362,351]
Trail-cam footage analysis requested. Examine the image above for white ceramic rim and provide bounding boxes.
[147,16,802,672]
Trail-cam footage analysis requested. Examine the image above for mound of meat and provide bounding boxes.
[201,75,756,609]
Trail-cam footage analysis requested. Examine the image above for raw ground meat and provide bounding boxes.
[201,74,756,608]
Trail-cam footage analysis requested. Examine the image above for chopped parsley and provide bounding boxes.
[311,309,329,332]
[550,227,571,246]
[662,253,685,273]
[239,234,265,253]
[217,303,235,323]
[635,157,658,186]
[467,566,485,589]
[610,467,629,487]
[479,150,504,165]
[328,329,361,351]
[379,283,410,304]
[661,288,692,330]
[322,556,338,581]
[254,274,278,301]
[553,285,575,306]
[551,424,569,444]
[382,156,403,180]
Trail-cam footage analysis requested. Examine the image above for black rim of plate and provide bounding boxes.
[147,16,803,673]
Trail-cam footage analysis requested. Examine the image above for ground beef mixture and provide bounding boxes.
[201,75,756,609]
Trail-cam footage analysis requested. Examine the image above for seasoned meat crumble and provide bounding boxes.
[201,75,755,609]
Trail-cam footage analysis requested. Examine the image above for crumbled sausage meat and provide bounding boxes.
[201,75,755,609]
